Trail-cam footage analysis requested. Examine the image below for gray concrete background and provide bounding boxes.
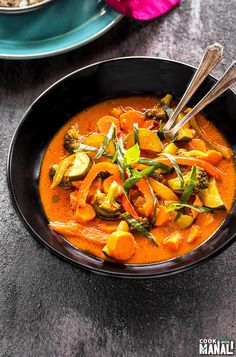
[0,1,235,356]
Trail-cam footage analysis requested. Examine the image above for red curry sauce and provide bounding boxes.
[39,96,236,264]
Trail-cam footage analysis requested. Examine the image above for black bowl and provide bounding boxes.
[7,57,236,278]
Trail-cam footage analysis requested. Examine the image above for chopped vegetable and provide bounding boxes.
[144,104,167,121]
[82,133,116,160]
[92,181,121,219]
[175,165,197,220]
[125,128,162,152]
[189,138,207,152]
[75,204,96,224]
[163,142,178,155]
[155,205,171,226]
[121,194,139,220]
[167,202,212,214]
[136,178,155,217]
[120,110,145,132]
[68,152,91,180]
[191,117,233,158]
[175,214,194,229]
[199,177,226,210]
[94,123,116,159]
[160,93,173,106]
[163,231,183,251]
[187,225,201,243]
[88,178,102,197]
[117,220,130,232]
[199,213,214,226]
[168,167,209,194]
[64,124,81,153]
[103,175,123,196]
[162,153,184,188]
[149,177,178,201]
[123,166,157,192]
[102,231,136,261]
[122,212,158,246]
[191,195,203,219]
[77,162,120,207]
[124,143,140,166]
[154,156,222,180]
[50,154,75,189]
[111,106,123,117]
[176,128,194,142]
[49,222,108,246]
[98,221,120,233]
[176,149,223,165]
[97,115,120,134]
[115,138,126,182]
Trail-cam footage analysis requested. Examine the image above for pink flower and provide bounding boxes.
[106,0,180,21]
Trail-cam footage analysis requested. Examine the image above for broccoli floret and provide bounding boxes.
[64,124,81,153]
[144,104,168,121]
[168,167,209,194]
[92,181,121,219]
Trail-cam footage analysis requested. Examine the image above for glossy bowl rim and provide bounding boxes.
[7,56,236,279]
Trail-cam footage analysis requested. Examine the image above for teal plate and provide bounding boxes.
[0,0,121,59]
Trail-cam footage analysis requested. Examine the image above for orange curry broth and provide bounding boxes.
[39,96,236,264]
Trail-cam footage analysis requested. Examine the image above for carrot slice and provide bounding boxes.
[119,110,145,132]
[189,138,207,152]
[102,231,136,261]
[204,150,222,165]
[155,205,171,226]
[98,221,121,233]
[136,178,154,217]
[75,203,96,224]
[77,162,120,207]
[97,115,120,134]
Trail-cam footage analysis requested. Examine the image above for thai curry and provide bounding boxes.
[39,95,236,264]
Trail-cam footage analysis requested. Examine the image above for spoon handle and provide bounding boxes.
[166,61,236,139]
[164,43,224,131]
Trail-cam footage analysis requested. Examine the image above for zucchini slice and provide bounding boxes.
[199,177,226,210]
[125,128,162,152]
[83,133,116,160]
[176,215,194,229]
[175,128,194,142]
[68,152,91,181]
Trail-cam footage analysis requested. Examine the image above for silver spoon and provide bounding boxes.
[164,60,236,140]
[163,43,224,132]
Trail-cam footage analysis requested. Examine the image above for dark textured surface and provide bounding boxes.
[0,1,235,356]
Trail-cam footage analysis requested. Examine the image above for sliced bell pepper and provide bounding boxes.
[136,178,154,217]
[77,162,120,207]
[121,194,140,220]
[49,221,108,246]
[156,156,222,180]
